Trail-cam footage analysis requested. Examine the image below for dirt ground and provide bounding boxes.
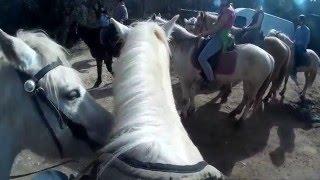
[11,43,320,179]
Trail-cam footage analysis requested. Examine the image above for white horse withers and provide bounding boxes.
[0,29,114,179]
[94,17,224,179]
[151,15,275,122]
[268,29,320,99]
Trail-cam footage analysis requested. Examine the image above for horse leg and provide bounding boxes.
[104,55,114,76]
[300,71,316,99]
[229,82,249,117]
[240,82,259,121]
[93,60,103,88]
[220,84,232,104]
[180,81,193,119]
[280,74,289,97]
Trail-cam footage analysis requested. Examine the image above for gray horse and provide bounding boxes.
[0,29,114,179]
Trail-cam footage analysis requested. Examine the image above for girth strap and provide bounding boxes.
[118,155,208,173]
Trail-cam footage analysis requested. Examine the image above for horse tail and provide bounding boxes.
[307,49,320,69]
[256,54,274,101]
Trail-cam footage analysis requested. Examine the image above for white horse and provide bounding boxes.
[0,29,114,179]
[268,29,320,99]
[94,17,224,179]
[151,15,275,122]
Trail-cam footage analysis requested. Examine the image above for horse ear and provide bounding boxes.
[0,29,37,68]
[151,13,157,21]
[162,15,179,38]
[110,18,130,40]
[200,11,205,18]
[184,18,188,24]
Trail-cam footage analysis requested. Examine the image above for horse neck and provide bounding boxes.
[111,33,202,165]
[114,39,179,130]
[78,25,98,46]
[0,64,40,178]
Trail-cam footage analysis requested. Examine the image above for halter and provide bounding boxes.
[16,59,101,158]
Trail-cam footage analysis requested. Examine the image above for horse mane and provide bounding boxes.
[100,21,188,165]
[267,29,294,47]
[16,29,70,66]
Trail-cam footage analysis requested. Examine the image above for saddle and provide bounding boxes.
[193,37,238,80]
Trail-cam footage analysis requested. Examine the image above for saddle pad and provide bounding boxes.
[213,51,238,75]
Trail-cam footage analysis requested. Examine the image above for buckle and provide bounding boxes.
[24,79,36,93]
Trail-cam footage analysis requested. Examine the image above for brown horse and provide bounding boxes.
[268,30,320,99]
[66,22,123,88]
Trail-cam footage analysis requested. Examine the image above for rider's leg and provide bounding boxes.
[198,36,222,81]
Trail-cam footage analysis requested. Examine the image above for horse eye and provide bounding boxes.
[65,89,81,101]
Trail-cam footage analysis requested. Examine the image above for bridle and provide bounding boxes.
[16,59,102,158]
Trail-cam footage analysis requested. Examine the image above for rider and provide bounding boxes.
[292,14,310,78]
[242,0,264,44]
[100,8,111,45]
[113,0,129,24]
[198,0,235,82]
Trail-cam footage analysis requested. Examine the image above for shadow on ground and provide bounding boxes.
[180,98,311,175]
[88,83,113,99]
[72,59,96,73]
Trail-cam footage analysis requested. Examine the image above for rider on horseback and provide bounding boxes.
[242,0,264,45]
[292,14,310,78]
[198,0,235,82]
[100,8,111,45]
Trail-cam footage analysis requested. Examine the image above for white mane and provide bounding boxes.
[16,30,69,66]
[102,21,202,164]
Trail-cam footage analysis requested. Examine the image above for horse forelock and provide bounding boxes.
[17,30,69,66]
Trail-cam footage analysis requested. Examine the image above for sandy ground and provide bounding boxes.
[11,43,320,179]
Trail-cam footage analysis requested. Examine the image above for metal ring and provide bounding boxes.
[24,79,36,93]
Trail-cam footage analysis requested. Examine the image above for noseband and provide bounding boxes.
[16,59,101,158]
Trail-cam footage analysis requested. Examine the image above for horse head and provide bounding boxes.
[0,29,114,161]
